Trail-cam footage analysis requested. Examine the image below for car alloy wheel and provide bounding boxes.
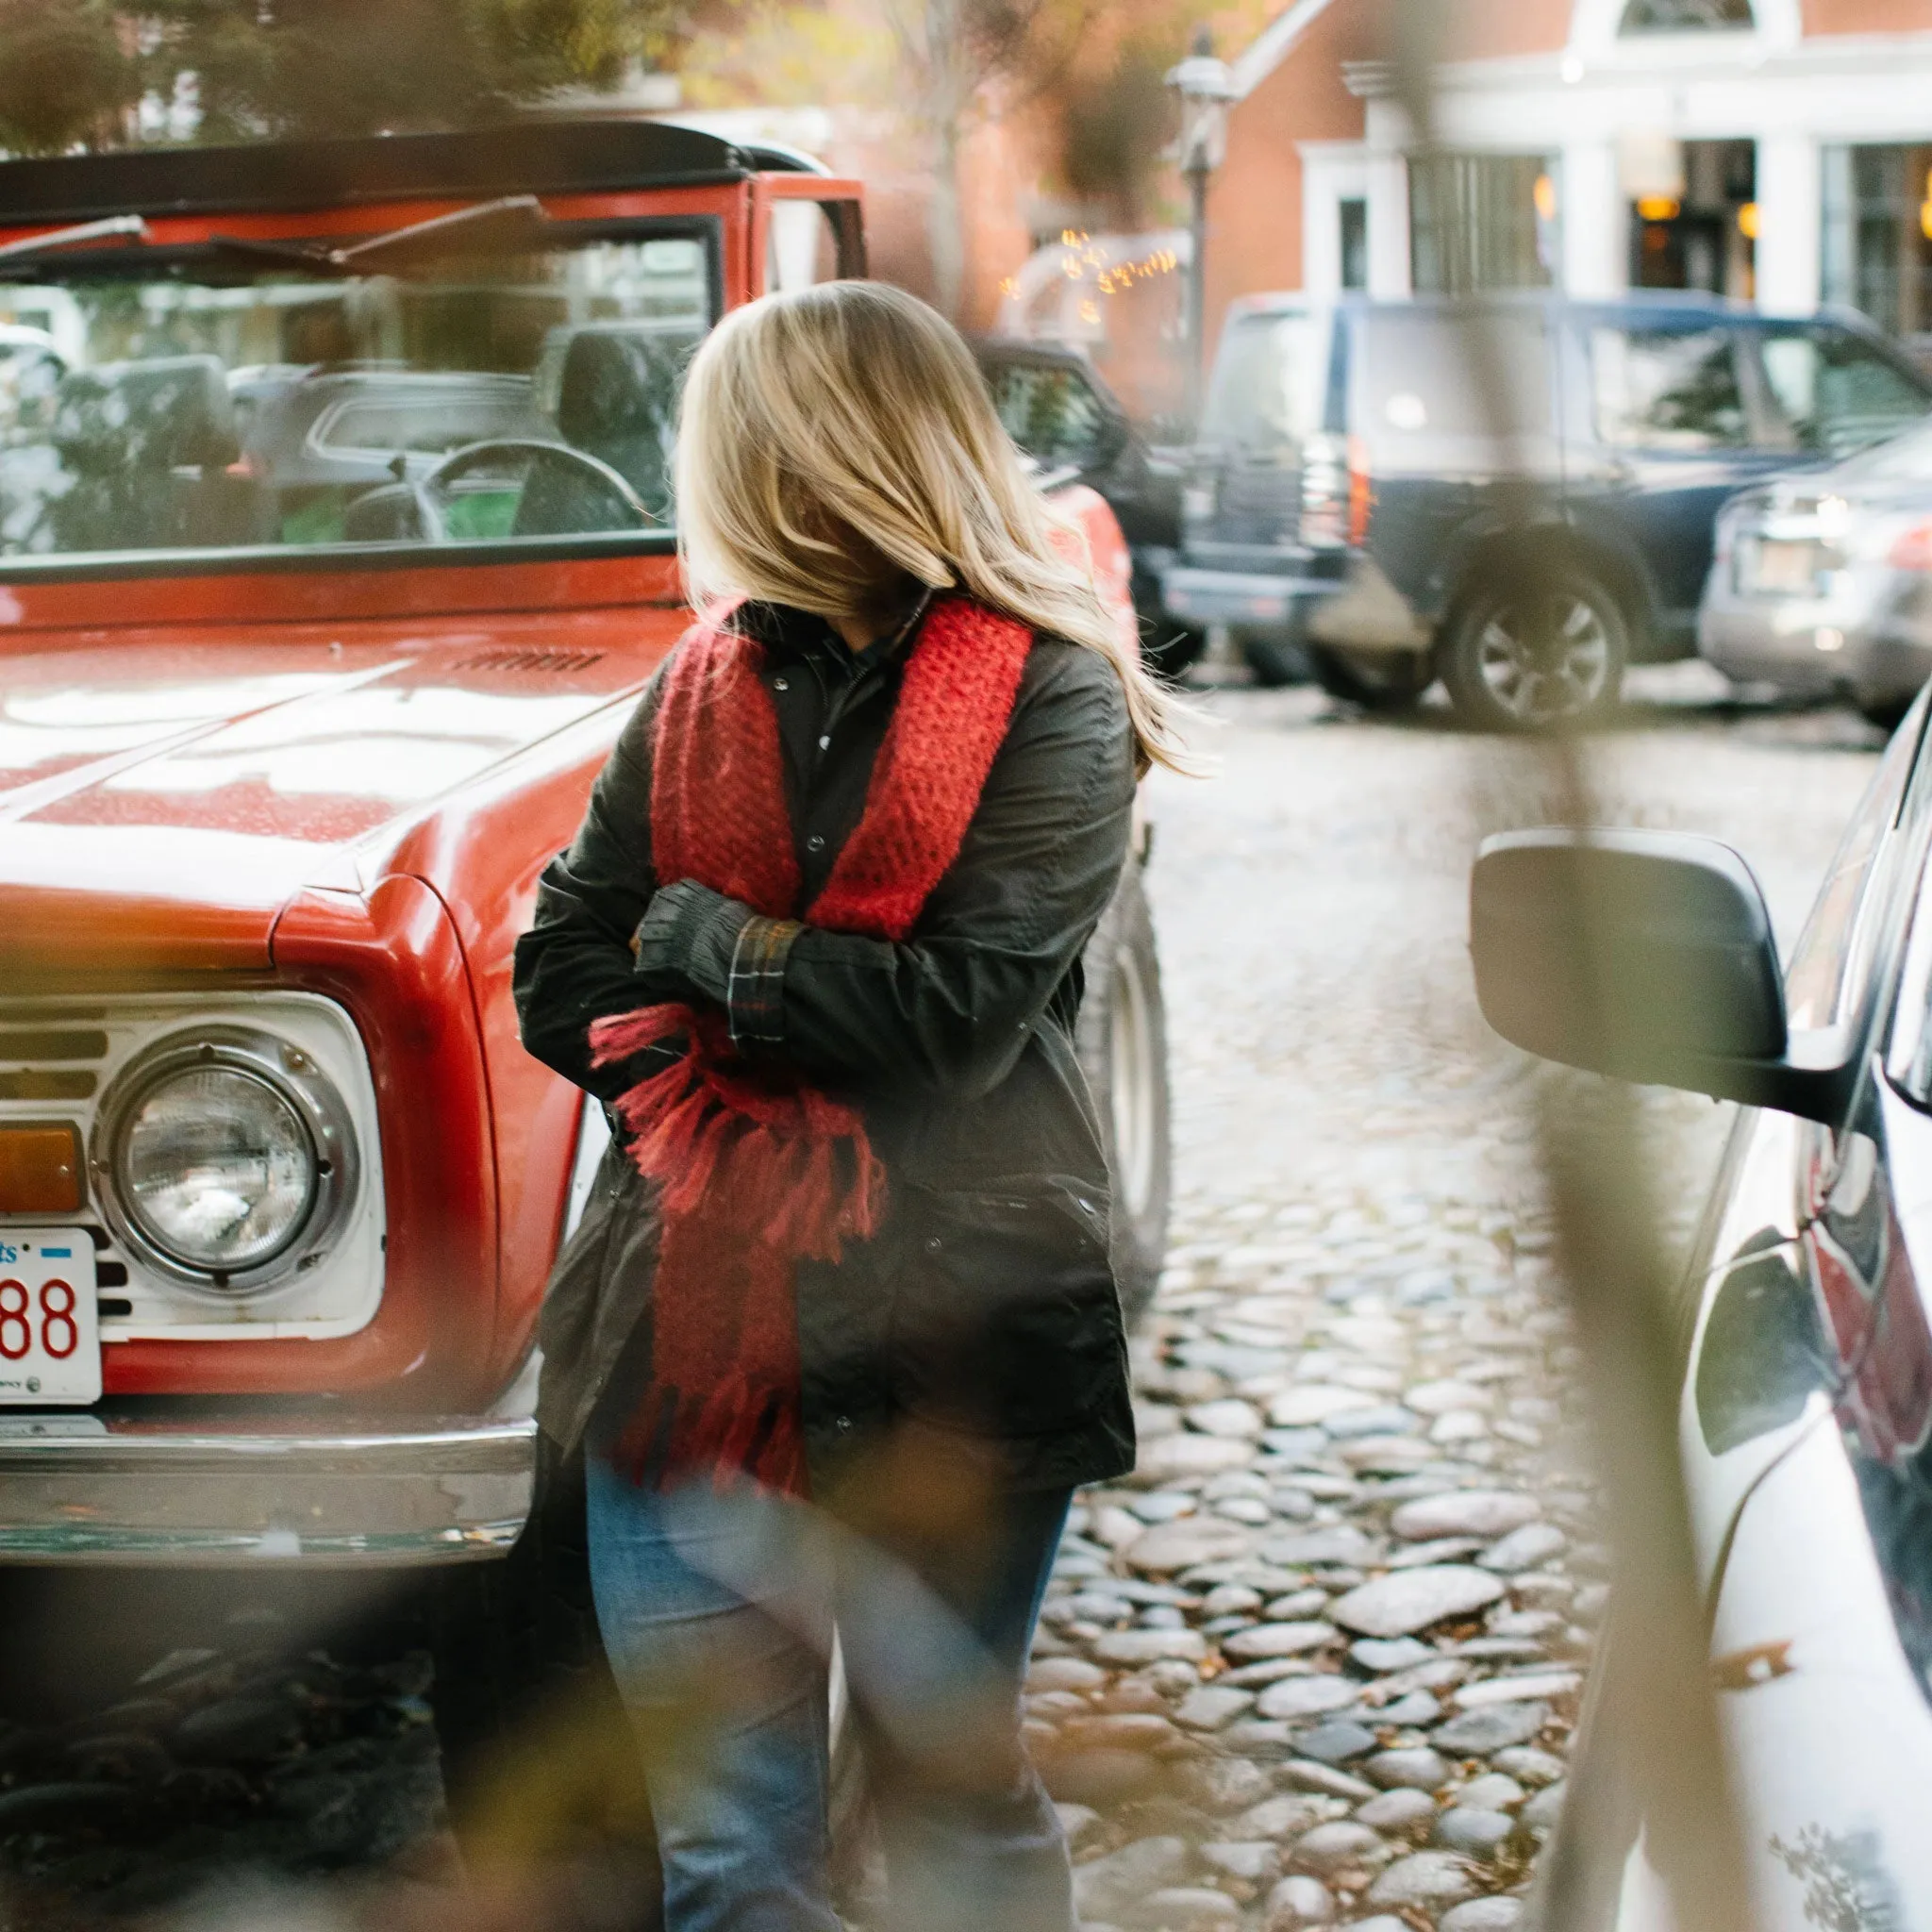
[1477,591,1610,723]
[1443,568,1628,732]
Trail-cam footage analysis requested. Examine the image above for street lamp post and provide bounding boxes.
[1165,28,1235,428]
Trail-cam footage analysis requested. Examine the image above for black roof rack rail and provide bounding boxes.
[0,119,812,225]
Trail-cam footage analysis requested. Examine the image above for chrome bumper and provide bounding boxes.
[0,1414,537,1566]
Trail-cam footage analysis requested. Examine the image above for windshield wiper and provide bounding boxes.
[0,215,147,264]
[0,196,550,282]
[206,195,548,275]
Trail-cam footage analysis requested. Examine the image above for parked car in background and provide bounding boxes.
[1166,294,1932,727]
[976,338,1205,675]
[1469,700,1932,1927]
[1701,418,1932,725]
[991,229,1190,435]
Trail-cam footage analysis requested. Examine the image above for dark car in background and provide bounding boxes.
[1166,294,1932,728]
[1701,417,1932,725]
[1469,703,1932,1925]
[976,338,1205,675]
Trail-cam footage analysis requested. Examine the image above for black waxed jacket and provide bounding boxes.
[512,600,1138,1494]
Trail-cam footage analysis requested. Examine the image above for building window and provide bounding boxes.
[1340,199,1368,291]
[1631,140,1756,301]
[1618,0,1752,29]
[1823,145,1932,341]
[1409,154,1558,296]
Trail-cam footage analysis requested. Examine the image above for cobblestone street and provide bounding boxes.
[1038,672,1886,1932]
[0,674,1890,1930]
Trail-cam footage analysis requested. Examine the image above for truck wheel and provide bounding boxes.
[1441,568,1626,731]
[1307,645,1432,712]
[419,1438,662,1912]
[1239,631,1307,689]
[1077,862,1172,1325]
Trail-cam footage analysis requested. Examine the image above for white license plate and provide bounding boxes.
[0,1231,100,1405]
[1740,537,1824,597]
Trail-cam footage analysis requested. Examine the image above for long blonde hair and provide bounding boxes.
[674,279,1190,774]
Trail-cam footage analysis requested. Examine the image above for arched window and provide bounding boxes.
[1619,0,1752,29]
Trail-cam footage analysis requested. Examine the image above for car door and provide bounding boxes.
[1538,706,1932,1932]
[1561,308,1798,653]
[1690,702,1932,1927]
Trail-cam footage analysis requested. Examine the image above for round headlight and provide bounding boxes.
[116,1065,317,1273]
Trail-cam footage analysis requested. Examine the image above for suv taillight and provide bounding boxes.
[1300,434,1373,549]
[1890,521,1932,573]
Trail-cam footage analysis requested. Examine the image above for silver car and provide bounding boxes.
[1700,422,1932,724]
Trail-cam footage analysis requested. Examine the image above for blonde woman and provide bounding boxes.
[514,280,1187,1932]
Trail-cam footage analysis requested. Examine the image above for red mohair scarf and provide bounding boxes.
[587,595,1035,1494]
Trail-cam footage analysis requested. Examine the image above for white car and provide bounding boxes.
[1700,421,1932,726]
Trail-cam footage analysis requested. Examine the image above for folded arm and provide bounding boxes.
[656,648,1137,1100]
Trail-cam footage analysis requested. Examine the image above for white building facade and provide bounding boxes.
[1286,0,1932,341]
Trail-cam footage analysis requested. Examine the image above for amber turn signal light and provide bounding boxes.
[0,1123,84,1216]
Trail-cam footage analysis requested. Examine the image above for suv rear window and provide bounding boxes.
[0,227,713,564]
[1357,309,1551,438]
[1200,312,1327,449]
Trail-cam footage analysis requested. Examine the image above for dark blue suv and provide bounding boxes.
[1163,292,1932,728]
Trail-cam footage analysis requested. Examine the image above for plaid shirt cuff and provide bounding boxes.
[726,915,803,1050]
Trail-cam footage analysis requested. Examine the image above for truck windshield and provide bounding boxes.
[0,228,711,565]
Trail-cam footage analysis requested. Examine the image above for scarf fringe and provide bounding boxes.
[612,1374,808,1496]
[593,1005,886,1261]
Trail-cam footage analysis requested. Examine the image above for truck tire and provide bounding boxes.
[420,1438,662,1913]
[1240,630,1307,689]
[1307,644,1432,712]
[1441,566,1626,731]
[1077,860,1172,1326]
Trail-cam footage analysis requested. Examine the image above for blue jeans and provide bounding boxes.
[584,1457,1073,1932]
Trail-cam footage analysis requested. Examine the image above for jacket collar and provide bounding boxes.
[732,592,936,677]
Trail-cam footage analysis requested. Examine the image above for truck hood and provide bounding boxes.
[0,608,681,976]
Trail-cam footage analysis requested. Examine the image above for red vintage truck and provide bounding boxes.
[0,120,1168,1757]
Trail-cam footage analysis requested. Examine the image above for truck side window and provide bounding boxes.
[1590,325,1748,450]
[765,202,841,293]
[1756,326,1931,458]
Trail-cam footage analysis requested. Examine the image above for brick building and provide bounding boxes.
[1204,0,1932,348]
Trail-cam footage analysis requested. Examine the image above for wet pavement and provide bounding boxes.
[0,669,1888,1929]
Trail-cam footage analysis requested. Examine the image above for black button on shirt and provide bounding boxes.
[740,602,915,905]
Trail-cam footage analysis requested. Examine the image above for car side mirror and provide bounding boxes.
[1470,828,1850,1123]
